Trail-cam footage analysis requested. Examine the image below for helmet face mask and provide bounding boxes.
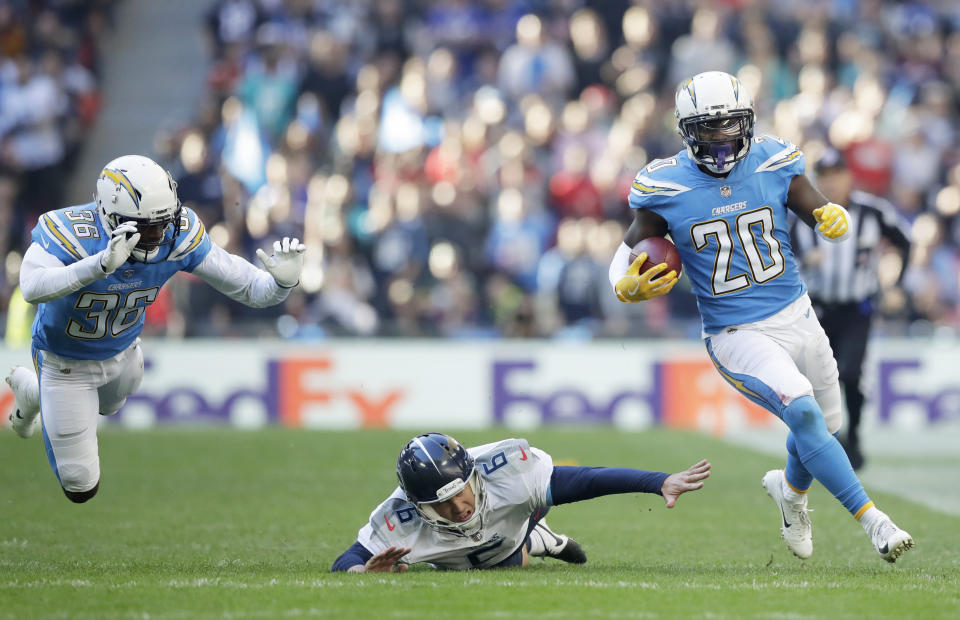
[679,109,755,173]
[414,471,487,540]
[95,155,184,263]
[104,210,182,262]
[396,433,489,540]
[675,72,755,174]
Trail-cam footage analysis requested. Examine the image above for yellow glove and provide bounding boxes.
[812,202,850,241]
[615,252,678,303]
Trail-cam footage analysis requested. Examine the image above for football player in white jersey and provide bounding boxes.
[331,433,711,572]
[5,154,305,503]
[609,71,913,562]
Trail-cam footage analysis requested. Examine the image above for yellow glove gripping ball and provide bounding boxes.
[615,252,678,303]
[812,202,850,240]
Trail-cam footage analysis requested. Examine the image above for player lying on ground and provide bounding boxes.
[332,433,710,572]
[610,71,913,562]
[6,155,305,503]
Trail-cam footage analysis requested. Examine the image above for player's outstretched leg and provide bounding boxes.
[761,469,812,559]
[866,510,915,562]
[6,366,40,438]
[782,395,914,562]
[527,520,587,564]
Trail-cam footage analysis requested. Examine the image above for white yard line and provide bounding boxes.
[1,577,953,592]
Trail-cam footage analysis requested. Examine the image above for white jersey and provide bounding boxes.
[356,438,553,570]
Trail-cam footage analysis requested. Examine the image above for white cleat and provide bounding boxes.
[870,512,914,563]
[762,469,813,559]
[6,366,40,439]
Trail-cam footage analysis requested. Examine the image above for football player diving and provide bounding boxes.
[609,71,913,562]
[332,433,711,572]
[6,155,305,503]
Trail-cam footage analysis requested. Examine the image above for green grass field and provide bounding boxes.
[1,428,958,619]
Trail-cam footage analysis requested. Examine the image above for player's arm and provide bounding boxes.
[19,243,104,304]
[624,207,670,247]
[19,222,141,304]
[548,459,710,509]
[786,174,850,242]
[190,238,305,308]
[609,209,677,302]
[332,542,412,573]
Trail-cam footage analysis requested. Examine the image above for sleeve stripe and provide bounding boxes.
[183,220,205,254]
[168,216,206,261]
[754,145,803,173]
[43,214,86,260]
[632,182,677,195]
[630,174,692,197]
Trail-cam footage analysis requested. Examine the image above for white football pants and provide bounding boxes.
[704,293,843,433]
[37,340,144,492]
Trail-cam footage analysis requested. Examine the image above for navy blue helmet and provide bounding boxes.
[396,433,487,538]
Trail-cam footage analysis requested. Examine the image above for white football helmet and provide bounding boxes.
[675,71,755,174]
[95,155,183,262]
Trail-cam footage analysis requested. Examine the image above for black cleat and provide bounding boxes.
[552,536,587,564]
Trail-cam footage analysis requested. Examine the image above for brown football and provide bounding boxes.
[630,237,683,278]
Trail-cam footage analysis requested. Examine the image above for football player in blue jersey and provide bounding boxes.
[5,155,305,503]
[609,72,913,563]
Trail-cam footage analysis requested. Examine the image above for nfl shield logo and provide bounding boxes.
[122,269,135,279]
[720,185,732,198]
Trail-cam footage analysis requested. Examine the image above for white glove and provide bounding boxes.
[99,222,140,274]
[256,237,305,288]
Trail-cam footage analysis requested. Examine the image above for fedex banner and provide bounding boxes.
[0,340,957,432]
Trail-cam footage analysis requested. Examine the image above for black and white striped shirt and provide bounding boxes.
[790,190,911,304]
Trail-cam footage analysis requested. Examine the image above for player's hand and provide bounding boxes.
[812,203,851,242]
[615,252,678,303]
[661,459,711,508]
[357,546,411,573]
[99,222,140,274]
[256,237,305,288]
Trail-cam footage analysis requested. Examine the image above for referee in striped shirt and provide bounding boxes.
[789,149,911,470]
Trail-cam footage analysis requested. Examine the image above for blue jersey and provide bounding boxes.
[628,135,807,333]
[30,203,212,360]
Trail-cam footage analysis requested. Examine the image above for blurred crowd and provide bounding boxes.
[7,0,960,340]
[0,0,114,315]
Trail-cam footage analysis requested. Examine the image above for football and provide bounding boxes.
[630,237,683,278]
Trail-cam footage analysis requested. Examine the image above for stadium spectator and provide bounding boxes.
[0,0,114,323]
[4,1,960,339]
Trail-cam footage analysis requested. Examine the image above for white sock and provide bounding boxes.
[781,477,803,504]
[527,528,546,556]
[859,506,883,534]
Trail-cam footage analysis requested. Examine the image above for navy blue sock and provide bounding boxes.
[781,396,871,516]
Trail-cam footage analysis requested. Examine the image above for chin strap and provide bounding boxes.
[129,247,161,263]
